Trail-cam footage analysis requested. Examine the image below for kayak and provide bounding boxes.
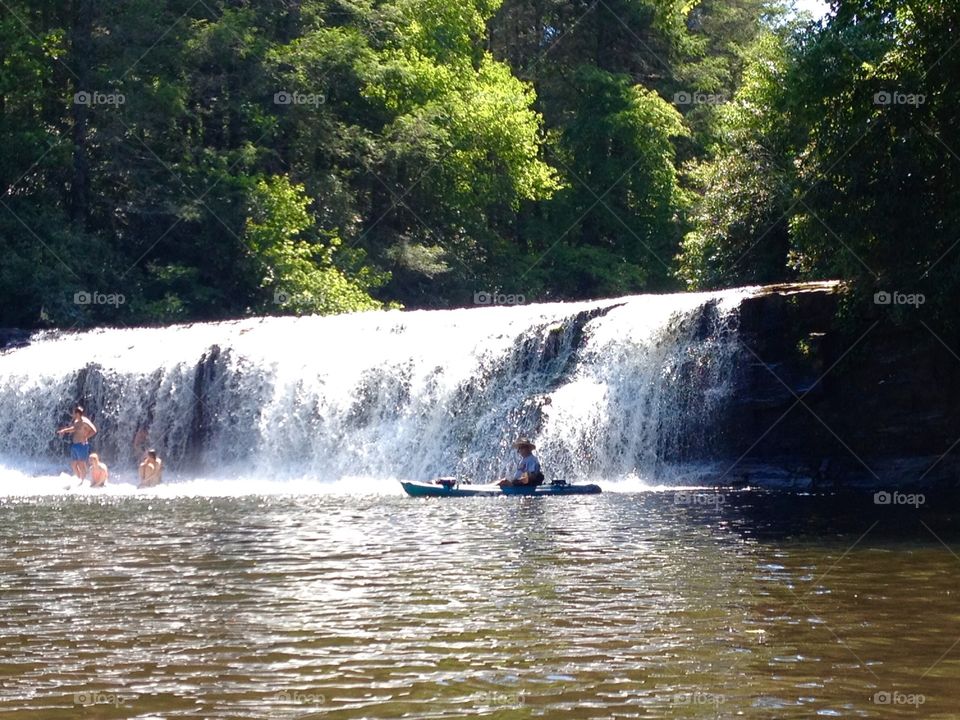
[400,479,602,498]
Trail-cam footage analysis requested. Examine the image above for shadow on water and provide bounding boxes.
[661,488,960,545]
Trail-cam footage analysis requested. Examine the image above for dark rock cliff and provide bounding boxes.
[719,282,960,490]
[0,329,30,351]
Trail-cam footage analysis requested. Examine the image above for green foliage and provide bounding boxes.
[16,0,947,330]
[783,1,958,288]
[677,32,797,288]
[243,176,385,315]
[0,0,564,325]
[678,0,960,335]
[673,0,786,154]
[488,0,714,298]
[542,66,688,294]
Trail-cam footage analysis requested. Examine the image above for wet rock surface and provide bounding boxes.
[724,282,960,490]
[0,329,30,351]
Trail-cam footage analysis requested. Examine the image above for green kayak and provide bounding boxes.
[400,479,602,497]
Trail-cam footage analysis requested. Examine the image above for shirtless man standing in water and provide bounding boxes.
[56,406,97,481]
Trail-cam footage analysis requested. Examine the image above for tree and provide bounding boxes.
[243,175,386,314]
[531,66,688,297]
[677,32,799,288]
[0,0,827,327]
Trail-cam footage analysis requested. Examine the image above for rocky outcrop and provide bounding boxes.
[0,329,30,351]
[717,282,960,490]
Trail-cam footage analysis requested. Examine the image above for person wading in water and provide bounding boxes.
[56,406,98,482]
[138,449,163,488]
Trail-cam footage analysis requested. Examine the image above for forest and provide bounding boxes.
[0,0,957,331]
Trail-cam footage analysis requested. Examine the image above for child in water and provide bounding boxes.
[89,453,109,488]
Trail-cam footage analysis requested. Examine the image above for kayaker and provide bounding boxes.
[55,405,97,482]
[498,439,544,487]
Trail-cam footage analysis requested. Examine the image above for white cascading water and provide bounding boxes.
[0,290,749,494]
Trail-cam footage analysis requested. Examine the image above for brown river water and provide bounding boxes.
[1,489,958,719]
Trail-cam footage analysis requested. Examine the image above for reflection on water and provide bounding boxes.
[1,490,959,718]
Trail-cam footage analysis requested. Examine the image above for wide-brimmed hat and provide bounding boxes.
[513,438,536,450]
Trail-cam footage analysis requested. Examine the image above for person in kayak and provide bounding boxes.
[56,405,97,481]
[498,439,544,487]
[89,453,109,488]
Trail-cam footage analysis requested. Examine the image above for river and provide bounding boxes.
[1,488,956,719]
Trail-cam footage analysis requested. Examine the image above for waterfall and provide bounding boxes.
[0,290,748,489]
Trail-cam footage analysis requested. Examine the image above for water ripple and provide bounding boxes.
[1,492,959,718]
